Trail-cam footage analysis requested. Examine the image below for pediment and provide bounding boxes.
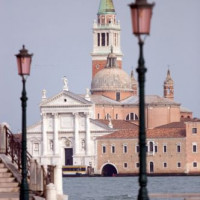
[27,121,42,133]
[40,91,92,107]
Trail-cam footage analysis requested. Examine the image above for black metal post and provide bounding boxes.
[20,78,29,200]
[137,39,149,200]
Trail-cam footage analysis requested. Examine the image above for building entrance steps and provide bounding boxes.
[0,155,45,200]
[0,157,20,198]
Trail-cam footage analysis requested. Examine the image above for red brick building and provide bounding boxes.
[96,119,200,175]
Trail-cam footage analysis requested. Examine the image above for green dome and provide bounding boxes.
[98,0,115,14]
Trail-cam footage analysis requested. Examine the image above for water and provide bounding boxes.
[63,176,200,200]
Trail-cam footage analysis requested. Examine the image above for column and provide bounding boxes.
[74,113,79,155]
[53,165,63,195]
[42,113,47,156]
[85,112,91,156]
[53,113,59,155]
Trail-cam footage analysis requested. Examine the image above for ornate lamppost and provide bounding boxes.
[15,45,33,200]
[129,0,154,199]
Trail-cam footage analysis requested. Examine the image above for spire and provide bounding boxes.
[164,69,174,100]
[130,69,138,96]
[98,0,115,14]
[164,69,174,84]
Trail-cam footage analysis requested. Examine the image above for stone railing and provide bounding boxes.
[0,124,67,200]
[30,159,55,197]
[0,124,56,198]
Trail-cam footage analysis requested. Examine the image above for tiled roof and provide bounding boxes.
[89,94,180,106]
[155,118,200,129]
[98,128,186,139]
[155,121,186,129]
[90,119,114,130]
[97,120,138,130]
[89,95,121,105]
[180,106,192,113]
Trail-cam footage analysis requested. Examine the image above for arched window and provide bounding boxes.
[106,113,110,120]
[126,113,138,121]
[149,142,154,152]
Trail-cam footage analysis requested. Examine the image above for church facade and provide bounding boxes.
[27,0,196,175]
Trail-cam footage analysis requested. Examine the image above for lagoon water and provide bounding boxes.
[63,176,200,200]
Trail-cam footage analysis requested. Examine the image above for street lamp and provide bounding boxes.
[15,45,33,200]
[129,0,154,200]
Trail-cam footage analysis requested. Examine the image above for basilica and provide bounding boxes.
[27,0,200,175]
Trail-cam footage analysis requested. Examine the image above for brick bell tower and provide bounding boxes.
[164,69,174,100]
[91,0,123,78]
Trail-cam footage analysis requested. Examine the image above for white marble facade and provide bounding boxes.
[27,86,113,172]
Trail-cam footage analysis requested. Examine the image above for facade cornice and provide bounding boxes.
[41,104,92,109]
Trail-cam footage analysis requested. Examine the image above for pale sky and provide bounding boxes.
[0,0,200,132]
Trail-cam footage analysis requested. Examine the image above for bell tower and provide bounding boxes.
[91,0,123,78]
[131,70,138,96]
[164,69,174,100]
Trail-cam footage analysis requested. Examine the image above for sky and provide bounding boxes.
[0,0,199,132]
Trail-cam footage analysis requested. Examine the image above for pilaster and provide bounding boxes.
[42,113,47,156]
[73,112,79,155]
[53,113,59,155]
[85,112,91,156]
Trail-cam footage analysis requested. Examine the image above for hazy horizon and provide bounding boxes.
[0,0,199,132]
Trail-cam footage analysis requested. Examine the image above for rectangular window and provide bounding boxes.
[101,33,105,46]
[98,33,100,46]
[192,128,197,134]
[123,145,128,153]
[34,143,39,151]
[177,162,181,168]
[163,145,167,153]
[111,146,115,153]
[102,146,106,153]
[193,162,197,167]
[116,92,120,101]
[136,145,140,153]
[97,113,100,119]
[155,146,158,153]
[124,163,128,168]
[136,163,140,168]
[193,144,197,153]
[163,163,167,168]
[116,114,118,120]
[177,145,181,153]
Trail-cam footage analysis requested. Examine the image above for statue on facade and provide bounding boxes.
[62,76,69,91]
